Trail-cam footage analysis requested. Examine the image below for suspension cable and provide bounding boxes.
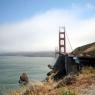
[65,31,73,52]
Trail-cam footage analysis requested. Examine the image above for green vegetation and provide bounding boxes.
[72,42,95,56]
[61,91,76,95]
[59,88,77,95]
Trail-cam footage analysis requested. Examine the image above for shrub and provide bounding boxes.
[61,90,76,95]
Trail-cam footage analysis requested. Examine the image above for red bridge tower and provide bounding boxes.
[59,27,66,54]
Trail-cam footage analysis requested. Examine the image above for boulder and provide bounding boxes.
[19,73,29,85]
[55,74,76,88]
[63,74,76,85]
[28,80,44,87]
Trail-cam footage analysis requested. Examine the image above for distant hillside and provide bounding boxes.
[0,51,55,57]
[72,42,95,57]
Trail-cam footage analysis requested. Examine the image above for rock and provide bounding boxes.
[28,80,44,87]
[47,71,53,76]
[63,74,76,85]
[54,74,76,88]
[19,73,29,85]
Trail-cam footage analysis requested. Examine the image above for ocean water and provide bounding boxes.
[0,56,56,95]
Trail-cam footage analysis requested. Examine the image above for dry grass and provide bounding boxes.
[8,91,21,95]
[8,67,95,95]
[7,83,77,95]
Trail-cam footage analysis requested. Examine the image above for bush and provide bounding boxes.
[61,90,76,95]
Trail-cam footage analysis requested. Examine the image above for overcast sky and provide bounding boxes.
[0,0,95,53]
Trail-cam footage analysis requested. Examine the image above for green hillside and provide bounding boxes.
[72,42,95,57]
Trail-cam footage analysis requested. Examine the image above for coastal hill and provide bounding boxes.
[72,42,95,57]
[0,51,55,57]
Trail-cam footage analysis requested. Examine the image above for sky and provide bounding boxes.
[0,0,95,53]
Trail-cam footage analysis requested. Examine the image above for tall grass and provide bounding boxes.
[81,66,95,74]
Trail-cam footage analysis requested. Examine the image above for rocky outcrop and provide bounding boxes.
[19,73,29,85]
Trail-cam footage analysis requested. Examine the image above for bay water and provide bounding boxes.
[0,56,56,95]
